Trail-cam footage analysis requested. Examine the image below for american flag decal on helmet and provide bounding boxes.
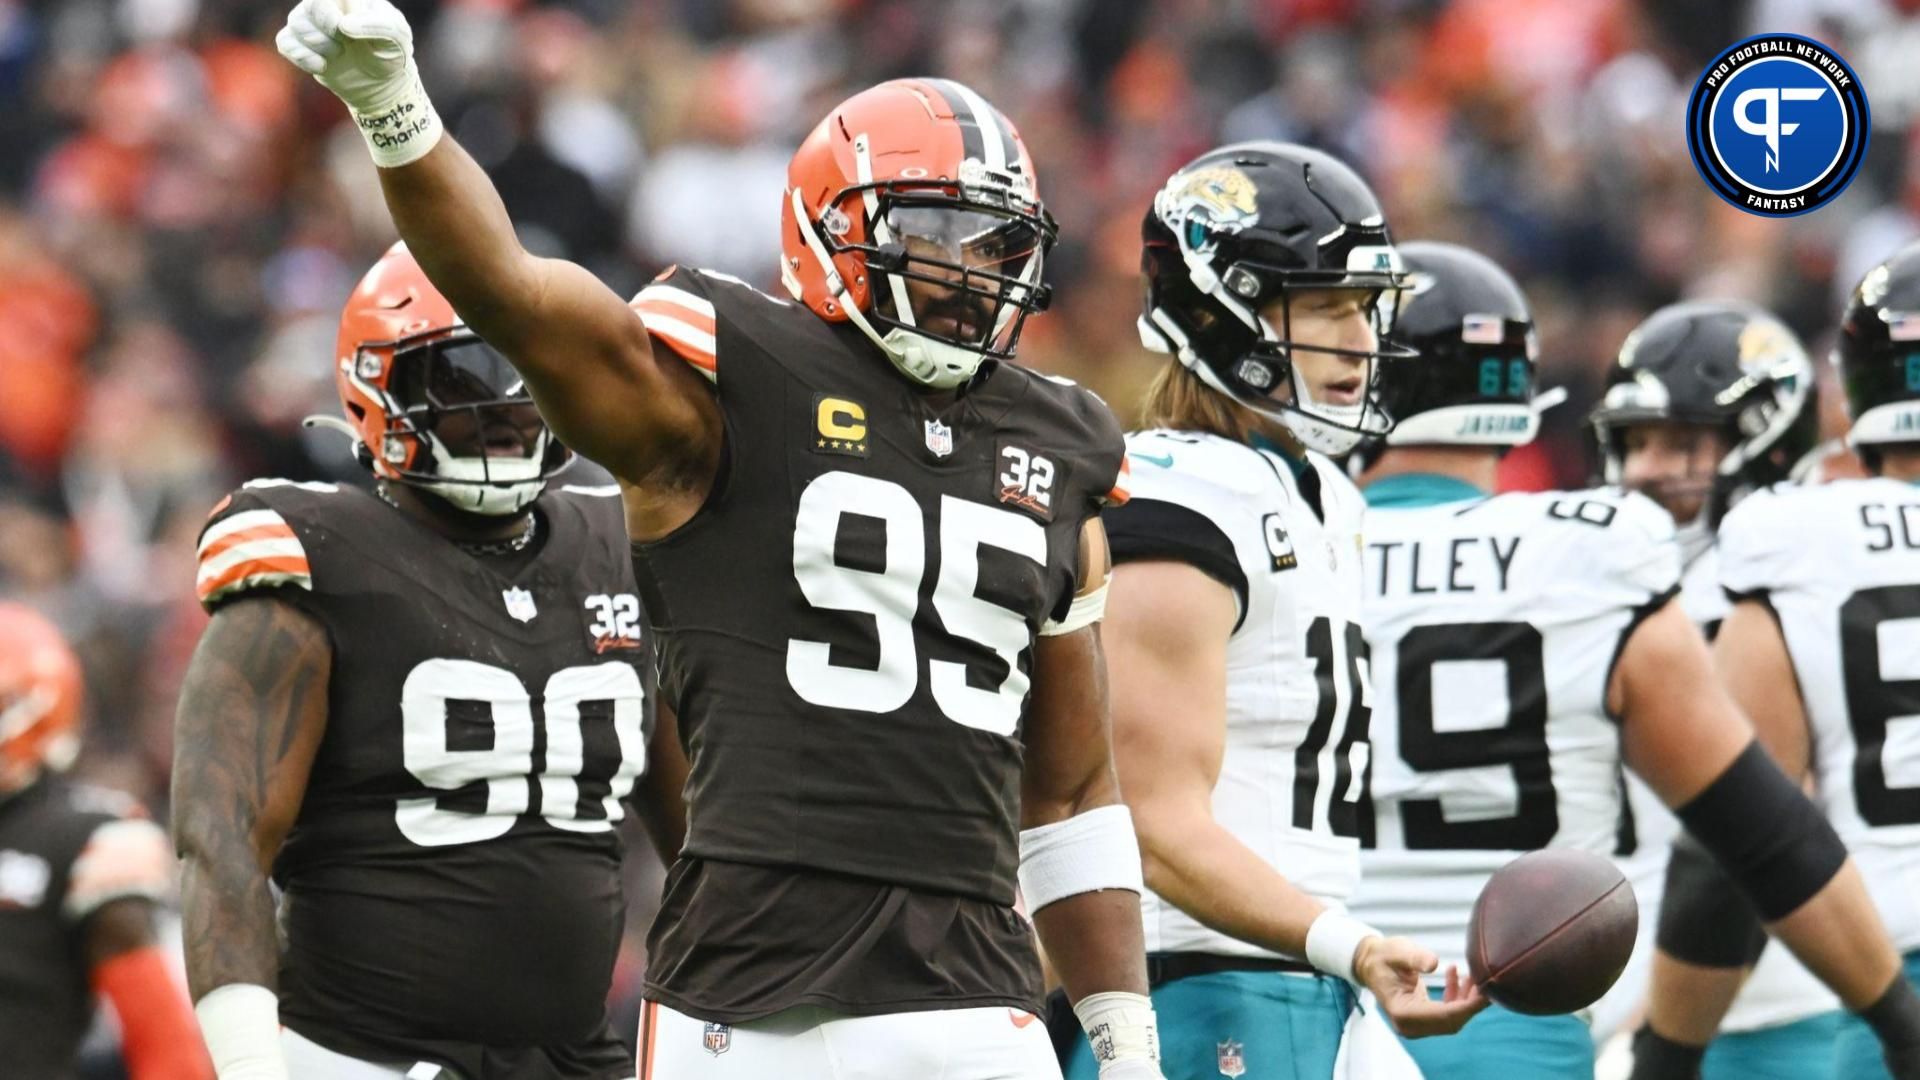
[195,509,312,606]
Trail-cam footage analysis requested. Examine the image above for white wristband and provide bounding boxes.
[1017,804,1144,913]
[194,983,288,1080]
[350,68,442,168]
[1073,991,1161,1072]
[1304,910,1379,984]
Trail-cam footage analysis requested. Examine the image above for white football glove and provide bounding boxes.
[275,0,441,167]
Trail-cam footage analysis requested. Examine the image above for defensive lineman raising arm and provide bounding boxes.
[275,0,718,537]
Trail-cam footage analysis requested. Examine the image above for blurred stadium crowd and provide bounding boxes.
[4,0,1920,1046]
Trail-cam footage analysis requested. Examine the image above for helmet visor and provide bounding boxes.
[872,200,1049,353]
[389,337,546,460]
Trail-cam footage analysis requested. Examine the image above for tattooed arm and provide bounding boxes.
[172,597,329,1072]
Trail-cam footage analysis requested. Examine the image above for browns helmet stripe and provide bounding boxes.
[922,78,998,168]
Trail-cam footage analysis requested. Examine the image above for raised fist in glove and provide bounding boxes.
[275,0,441,167]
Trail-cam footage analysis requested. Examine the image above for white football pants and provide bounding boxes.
[639,1001,1062,1079]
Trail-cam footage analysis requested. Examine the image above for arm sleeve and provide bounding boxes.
[629,265,718,383]
[93,946,214,1080]
[1655,833,1769,968]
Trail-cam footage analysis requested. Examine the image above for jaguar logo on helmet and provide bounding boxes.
[1591,298,1817,525]
[1138,142,1412,458]
[1157,165,1260,256]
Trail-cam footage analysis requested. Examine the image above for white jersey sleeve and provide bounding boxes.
[1107,430,1371,960]
[1718,479,1920,953]
[1350,486,1680,976]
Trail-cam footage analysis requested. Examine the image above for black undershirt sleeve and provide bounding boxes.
[1105,498,1249,633]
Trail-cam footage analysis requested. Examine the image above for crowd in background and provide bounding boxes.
[4,0,1918,1051]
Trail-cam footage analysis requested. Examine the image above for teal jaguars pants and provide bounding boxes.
[1395,987,1593,1080]
[1700,1008,1843,1080]
[1061,969,1354,1080]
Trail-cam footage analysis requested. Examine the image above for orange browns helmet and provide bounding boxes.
[781,79,1057,390]
[0,603,82,792]
[326,242,572,516]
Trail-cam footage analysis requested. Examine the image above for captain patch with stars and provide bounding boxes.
[1685,32,1869,217]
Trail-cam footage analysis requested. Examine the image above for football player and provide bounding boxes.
[174,245,680,1079]
[1083,144,1485,1080]
[1346,241,1920,1080]
[0,602,211,1080]
[1586,301,1840,1080]
[275,2,1161,1078]
[1632,243,1920,1080]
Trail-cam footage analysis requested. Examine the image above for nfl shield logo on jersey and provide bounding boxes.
[924,418,955,458]
[1216,1039,1246,1078]
[702,1022,732,1057]
[502,586,538,623]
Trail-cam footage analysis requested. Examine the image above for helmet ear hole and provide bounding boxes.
[347,402,366,421]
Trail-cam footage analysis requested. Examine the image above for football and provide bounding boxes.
[1466,849,1639,1016]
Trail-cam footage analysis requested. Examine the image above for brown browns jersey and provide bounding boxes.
[628,268,1127,1022]
[195,480,654,1077]
[0,777,171,1080]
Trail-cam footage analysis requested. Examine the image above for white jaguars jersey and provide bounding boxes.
[1350,484,1679,975]
[1601,539,1837,1036]
[1120,430,1371,960]
[1720,478,1920,953]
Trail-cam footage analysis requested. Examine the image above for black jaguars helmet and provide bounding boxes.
[1836,240,1920,455]
[1373,241,1549,450]
[1138,142,1410,456]
[1590,299,1816,522]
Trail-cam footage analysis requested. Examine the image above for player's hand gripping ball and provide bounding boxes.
[1466,848,1637,1015]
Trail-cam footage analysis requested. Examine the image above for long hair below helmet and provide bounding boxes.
[1136,141,1409,456]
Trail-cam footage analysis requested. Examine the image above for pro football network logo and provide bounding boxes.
[1686,33,1869,217]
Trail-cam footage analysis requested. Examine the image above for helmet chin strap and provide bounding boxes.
[788,186,987,391]
[301,414,549,515]
[418,430,551,516]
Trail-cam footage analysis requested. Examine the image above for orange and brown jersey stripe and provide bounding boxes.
[631,283,717,380]
[194,508,313,607]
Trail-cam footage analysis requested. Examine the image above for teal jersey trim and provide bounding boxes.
[1250,432,1310,481]
[1362,472,1488,508]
